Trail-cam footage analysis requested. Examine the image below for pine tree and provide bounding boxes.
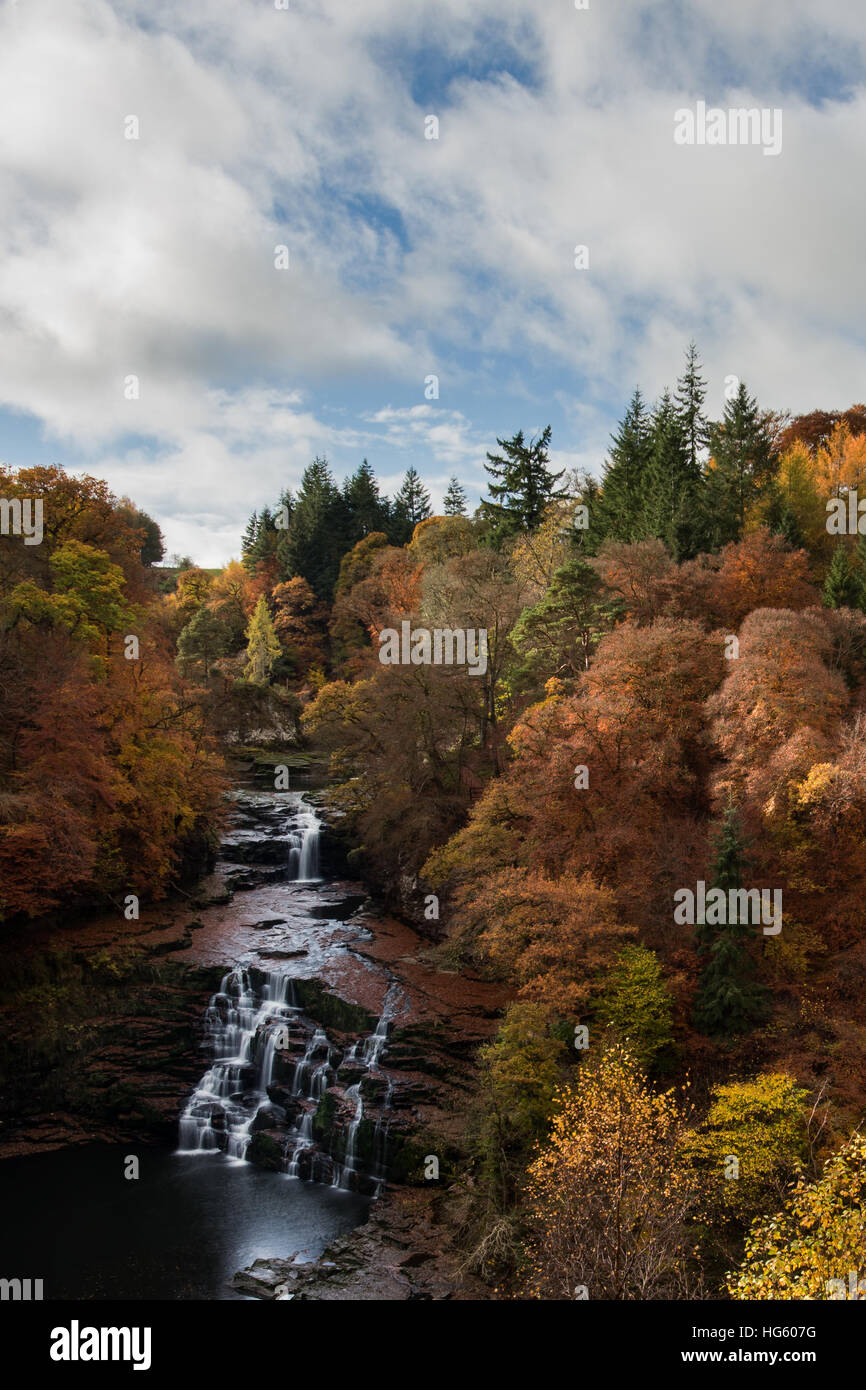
[823,543,861,610]
[390,466,432,543]
[595,388,653,543]
[693,806,767,1035]
[480,426,566,546]
[443,475,468,516]
[176,606,233,680]
[674,341,708,477]
[704,381,774,547]
[244,595,282,684]
[511,557,623,675]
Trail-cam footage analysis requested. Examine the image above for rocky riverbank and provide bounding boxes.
[0,762,508,1296]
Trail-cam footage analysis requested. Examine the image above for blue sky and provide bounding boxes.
[1,0,865,563]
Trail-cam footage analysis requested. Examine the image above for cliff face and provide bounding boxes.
[0,945,225,1158]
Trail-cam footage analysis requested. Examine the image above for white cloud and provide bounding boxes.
[0,0,865,561]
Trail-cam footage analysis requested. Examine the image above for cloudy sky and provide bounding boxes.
[1,0,865,563]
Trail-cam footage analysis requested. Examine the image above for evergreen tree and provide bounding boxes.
[390,466,432,543]
[693,806,767,1035]
[443,474,468,516]
[674,341,708,476]
[246,506,280,574]
[511,557,623,675]
[343,459,389,540]
[244,595,282,684]
[480,426,566,546]
[280,457,351,598]
[823,543,861,610]
[176,606,233,680]
[642,390,700,558]
[704,381,774,547]
[241,511,259,571]
[595,388,653,543]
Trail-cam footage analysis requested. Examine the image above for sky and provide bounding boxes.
[1,0,865,564]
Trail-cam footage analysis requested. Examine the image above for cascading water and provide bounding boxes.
[178,794,395,1194]
[289,807,320,882]
[177,966,297,1159]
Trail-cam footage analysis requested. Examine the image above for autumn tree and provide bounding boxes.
[728,1131,866,1300]
[447,866,633,1014]
[207,560,253,645]
[0,468,224,919]
[593,945,675,1073]
[244,595,281,684]
[272,576,328,678]
[688,1073,809,1230]
[524,1046,698,1300]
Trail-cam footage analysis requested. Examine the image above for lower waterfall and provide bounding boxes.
[177,799,392,1195]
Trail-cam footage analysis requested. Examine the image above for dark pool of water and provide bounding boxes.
[0,1143,369,1300]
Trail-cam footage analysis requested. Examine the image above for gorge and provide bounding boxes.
[0,763,505,1299]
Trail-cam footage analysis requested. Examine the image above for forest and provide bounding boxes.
[3,344,866,1300]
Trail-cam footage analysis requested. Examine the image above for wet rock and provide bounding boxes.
[245,1130,287,1171]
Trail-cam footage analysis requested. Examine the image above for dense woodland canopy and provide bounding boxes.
[3,344,866,1297]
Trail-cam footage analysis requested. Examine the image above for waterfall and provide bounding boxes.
[178,969,395,1194]
[177,968,297,1158]
[177,790,394,1193]
[288,808,320,882]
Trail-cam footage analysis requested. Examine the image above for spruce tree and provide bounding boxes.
[390,466,432,543]
[247,506,279,573]
[674,341,708,477]
[343,459,389,540]
[281,457,350,598]
[443,475,468,516]
[241,512,259,570]
[704,381,774,547]
[595,388,653,543]
[823,543,861,609]
[642,390,699,557]
[693,806,767,1035]
[480,425,566,546]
